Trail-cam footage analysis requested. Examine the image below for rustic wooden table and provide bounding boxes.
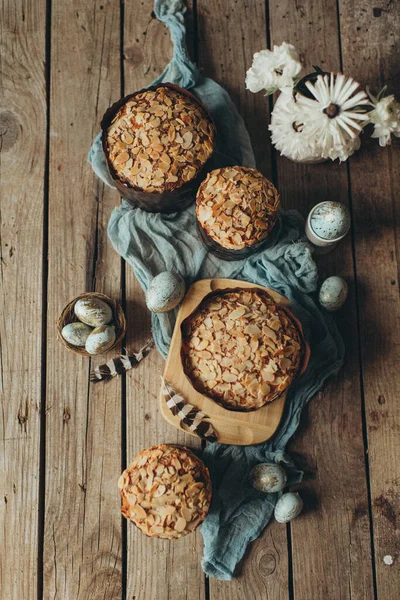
[1,0,399,598]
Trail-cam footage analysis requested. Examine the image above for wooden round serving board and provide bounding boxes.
[160,278,308,446]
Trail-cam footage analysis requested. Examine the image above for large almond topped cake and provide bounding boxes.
[181,289,304,411]
[118,444,212,539]
[196,166,279,251]
[105,85,215,194]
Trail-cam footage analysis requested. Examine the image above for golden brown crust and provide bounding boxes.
[196,166,279,250]
[181,289,304,410]
[106,86,215,194]
[118,444,212,539]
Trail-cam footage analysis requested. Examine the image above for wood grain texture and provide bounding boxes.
[0,1,46,598]
[196,1,289,596]
[122,3,206,599]
[43,1,123,598]
[197,0,272,178]
[269,0,375,598]
[1,0,399,597]
[338,0,400,596]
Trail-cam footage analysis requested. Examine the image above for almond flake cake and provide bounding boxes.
[105,85,215,195]
[118,444,212,539]
[181,289,304,410]
[196,166,279,251]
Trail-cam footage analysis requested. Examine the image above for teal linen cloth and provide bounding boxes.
[88,0,344,580]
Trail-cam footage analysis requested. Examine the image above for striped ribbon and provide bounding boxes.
[162,380,217,443]
[90,339,154,383]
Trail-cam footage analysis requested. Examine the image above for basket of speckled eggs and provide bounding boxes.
[58,293,126,357]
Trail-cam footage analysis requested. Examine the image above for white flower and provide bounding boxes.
[296,73,370,159]
[324,135,361,162]
[270,86,363,163]
[270,93,320,161]
[367,90,400,147]
[246,43,302,95]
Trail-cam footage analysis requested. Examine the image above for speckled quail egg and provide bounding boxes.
[74,297,113,327]
[274,492,303,523]
[85,325,116,355]
[309,202,350,241]
[145,271,186,313]
[249,463,287,493]
[319,276,348,311]
[62,322,93,347]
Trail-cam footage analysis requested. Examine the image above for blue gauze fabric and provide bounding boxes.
[88,0,345,581]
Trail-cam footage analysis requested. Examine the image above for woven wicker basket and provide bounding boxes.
[57,292,126,357]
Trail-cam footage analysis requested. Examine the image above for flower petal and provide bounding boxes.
[341,90,369,110]
[336,78,360,105]
[336,115,358,138]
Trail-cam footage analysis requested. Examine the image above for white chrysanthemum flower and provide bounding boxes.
[296,73,370,158]
[246,43,302,95]
[367,90,400,147]
[324,135,361,162]
[270,93,320,161]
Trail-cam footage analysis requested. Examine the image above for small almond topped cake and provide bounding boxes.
[105,85,215,195]
[181,289,304,411]
[196,166,279,251]
[118,444,212,539]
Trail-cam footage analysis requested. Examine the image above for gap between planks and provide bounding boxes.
[37,0,53,596]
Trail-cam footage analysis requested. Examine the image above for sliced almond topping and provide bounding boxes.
[126,493,137,506]
[222,371,237,383]
[172,458,182,470]
[158,505,176,516]
[131,504,147,520]
[174,517,187,532]
[229,307,246,320]
[245,323,261,335]
[181,506,192,521]
[260,382,271,395]
[114,151,129,165]
[280,357,292,370]
[197,339,209,351]
[221,357,233,367]
[168,124,176,142]
[160,152,171,165]
[145,473,154,490]
[123,132,133,144]
[202,371,217,382]
[153,484,166,498]
[198,205,212,223]
[150,525,165,535]
[187,482,204,496]
[155,464,165,476]
[250,337,259,352]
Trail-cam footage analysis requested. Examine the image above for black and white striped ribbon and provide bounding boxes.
[90,339,154,383]
[162,380,217,443]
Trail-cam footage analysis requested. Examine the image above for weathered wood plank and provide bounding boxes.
[338,0,400,596]
[269,1,375,598]
[197,1,289,596]
[43,1,123,598]
[0,1,46,598]
[122,4,206,599]
[197,0,272,178]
